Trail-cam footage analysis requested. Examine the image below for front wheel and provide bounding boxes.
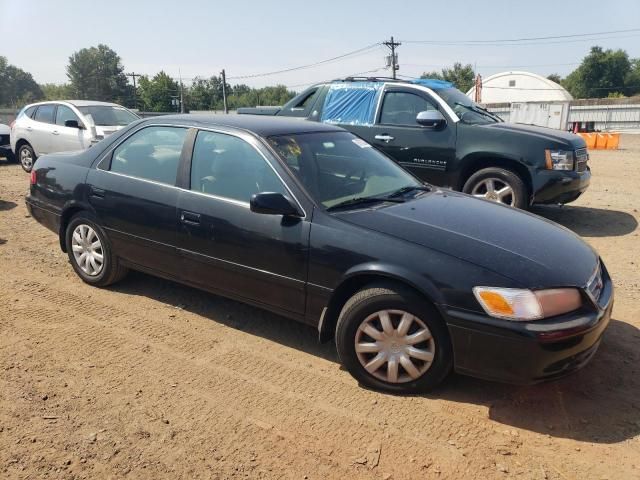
[18,144,36,172]
[463,167,527,209]
[65,212,128,287]
[335,284,453,393]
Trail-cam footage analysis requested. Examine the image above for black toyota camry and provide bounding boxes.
[25,114,613,393]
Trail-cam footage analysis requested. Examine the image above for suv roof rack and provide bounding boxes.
[332,76,412,84]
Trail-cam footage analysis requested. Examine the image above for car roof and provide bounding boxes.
[143,114,347,136]
[28,100,125,108]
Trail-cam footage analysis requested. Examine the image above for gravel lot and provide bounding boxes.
[1,136,639,479]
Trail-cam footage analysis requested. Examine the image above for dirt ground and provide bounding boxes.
[1,136,639,480]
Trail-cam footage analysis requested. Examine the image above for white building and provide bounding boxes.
[466,71,573,104]
[467,71,573,129]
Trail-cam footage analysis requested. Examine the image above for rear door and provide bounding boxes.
[86,125,189,277]
[347,87,457,186]
[175,128,310,316]
[53,105,88,153]
[30,104,57,155]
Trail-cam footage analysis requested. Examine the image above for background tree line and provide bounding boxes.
[2,44,640,110]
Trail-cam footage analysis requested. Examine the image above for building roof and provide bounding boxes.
[467,71,573,103]
[146,114,346,136]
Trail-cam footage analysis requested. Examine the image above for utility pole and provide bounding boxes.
[383,36,401,79]
[126,72,142,110]
[220,69,228,114]
[179,70,185,113]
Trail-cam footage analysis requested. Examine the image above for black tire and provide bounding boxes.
[462,167,528,209]
[17,143,36,172]
[335,283,453,394]
[64,212,128,287]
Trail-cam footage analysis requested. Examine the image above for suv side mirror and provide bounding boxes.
[416,110,446,129]
[64,119,83,129]
[250,192,302,217]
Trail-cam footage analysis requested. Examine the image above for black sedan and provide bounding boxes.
[25,115,613,393]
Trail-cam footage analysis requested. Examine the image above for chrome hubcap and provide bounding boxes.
[355,309,435,384]
[471,178,515,206]
[71,225,104,276]
[20,148,33,169]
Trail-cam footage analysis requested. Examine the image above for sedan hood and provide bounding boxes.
[481,122,586,148]
[336,190,598,288]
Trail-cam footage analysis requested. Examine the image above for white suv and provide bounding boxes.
[11,100,139,172]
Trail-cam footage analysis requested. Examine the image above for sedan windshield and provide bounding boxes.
[268,132,423,209]
[77,106,139,126]
[435,88,500,124]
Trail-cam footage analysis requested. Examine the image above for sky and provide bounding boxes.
[1,0,640,92]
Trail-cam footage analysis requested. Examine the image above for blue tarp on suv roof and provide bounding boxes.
[320,82,383,126]
[411,79,454,90]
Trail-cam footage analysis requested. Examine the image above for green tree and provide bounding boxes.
[0,56,43,107]
[421,62,475,92]
[40,83,74,100]
[562,46,632,98]
[547,74,562,84]
[138,71,179,112]
[624,59,640,97]
[66,45,129,103]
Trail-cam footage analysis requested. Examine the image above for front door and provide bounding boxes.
[175,129,309,315]
[53,105,88,153]
[86,125,189,277]
[348,88,457,187]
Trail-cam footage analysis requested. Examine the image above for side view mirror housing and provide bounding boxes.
[250,192,302,217]
[416,110,446,129]
[64,119,84,129]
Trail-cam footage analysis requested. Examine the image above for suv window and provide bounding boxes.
[111,126,187,185]
[190,130,287,203]
[56,105,81,127]
[379,91,437,126]
[24,106,37,119]
[34,104,56,124]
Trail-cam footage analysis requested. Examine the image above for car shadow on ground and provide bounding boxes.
[111,271,639,444]
[0,199,17,211]
[532,205,638,237]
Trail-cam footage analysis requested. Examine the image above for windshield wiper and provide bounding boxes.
[454,102,500,122]
[387,185,432,198]
[326,196,405,212]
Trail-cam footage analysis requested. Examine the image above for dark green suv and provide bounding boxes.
[238,77,590,209]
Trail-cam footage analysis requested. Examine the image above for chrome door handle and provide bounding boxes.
[374,134,395,143]
[52,130,59,135]
[26,127,33,131]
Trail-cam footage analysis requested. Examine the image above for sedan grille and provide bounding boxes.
[585,263,604,305]
[575,148,588,172]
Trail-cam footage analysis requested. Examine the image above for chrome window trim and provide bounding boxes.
[96,122,307,218]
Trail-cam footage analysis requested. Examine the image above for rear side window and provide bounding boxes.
[110,126,187,185]
[23,106,37,118]
[379,92,437,126]
[190,130,287,203]
[34,104,56,124]
[56,105,81,127]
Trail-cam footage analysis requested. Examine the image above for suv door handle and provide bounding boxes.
[374,134,395,143]
[89,187,105,201]
[52,130,60,135]
[180,211,201,226]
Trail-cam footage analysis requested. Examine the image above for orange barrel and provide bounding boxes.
[595,133,608,149]
[606,133,620,150]
[580,133,597,149]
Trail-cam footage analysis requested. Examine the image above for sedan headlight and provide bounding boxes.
[473,287,582,321]
[545,149,575,171]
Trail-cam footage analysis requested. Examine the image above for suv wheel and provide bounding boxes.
[65,212,128,286]
[335,284,453,393]
[18,144,36,172]
[463,167,527,209]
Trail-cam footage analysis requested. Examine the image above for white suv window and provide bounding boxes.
[56,105,81,127]
[34,104,56,124]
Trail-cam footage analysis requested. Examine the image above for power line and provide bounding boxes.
[401,27,640,44]
[226,43,382,80]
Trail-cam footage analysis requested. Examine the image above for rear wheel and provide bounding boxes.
[65,212,128,286]
[463,167,527,209]
[18,143,36,172]
[335,284,453,393]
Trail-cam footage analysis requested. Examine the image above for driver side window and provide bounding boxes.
[379,91,437,126]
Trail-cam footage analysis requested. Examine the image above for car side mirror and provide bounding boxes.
[416,110,446,129]
[64,119,83,129]
[250,192,302,217]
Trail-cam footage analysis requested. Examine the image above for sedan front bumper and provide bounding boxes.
[444,272,613,385]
